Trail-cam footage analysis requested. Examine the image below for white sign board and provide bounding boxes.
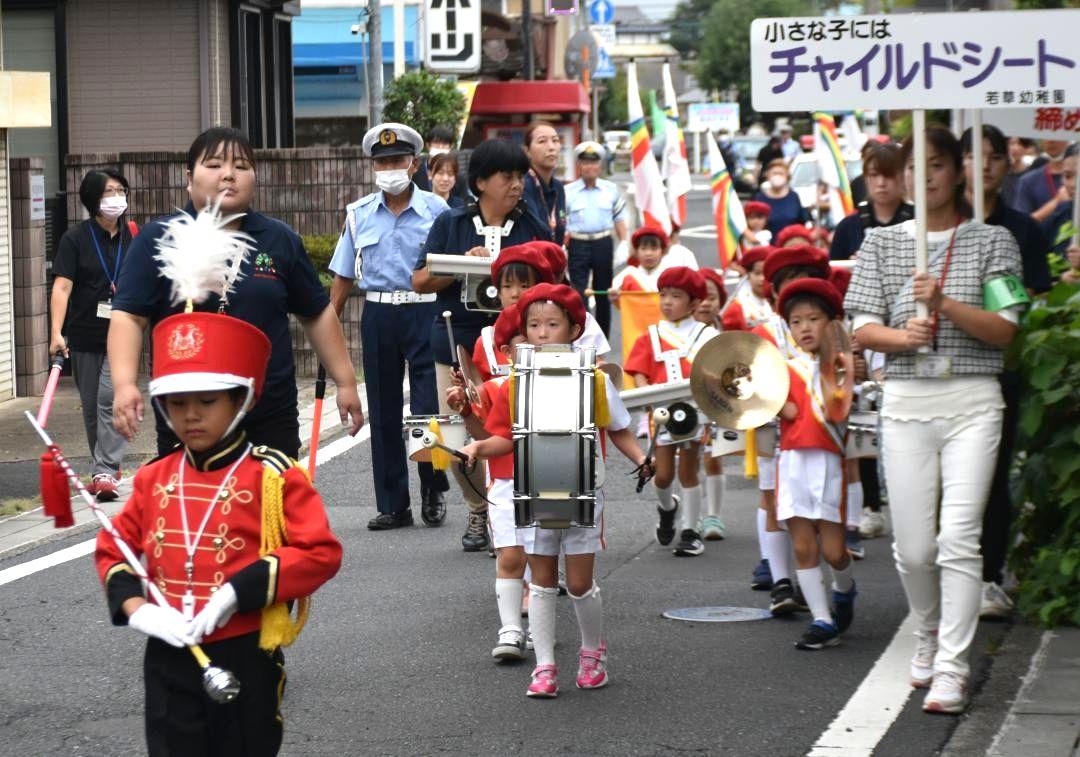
[29,175,45,221]
[751,9,1080,112]
[687,102,740,133]
[981,106,1080,140]
[425,0,481,74]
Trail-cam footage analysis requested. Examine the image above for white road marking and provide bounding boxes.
[0,539,96,588]
[678,224,718,240]
[806,613,919,756]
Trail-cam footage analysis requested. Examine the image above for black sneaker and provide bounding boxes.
[769,579,799,616]
[367,510,414,530]
[751,559,773,591]
[792,585,810,613]
[461,511,490,552]
[420,489,447,526]
[833,582,857,633]
[795,620,840,650]
[673,529,704,556]
[656,497,679,546]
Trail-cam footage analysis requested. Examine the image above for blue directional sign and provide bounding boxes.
[589,0,614,26]
[594,47,616,79]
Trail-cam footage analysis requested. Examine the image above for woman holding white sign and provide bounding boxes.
[844,125,1025,715]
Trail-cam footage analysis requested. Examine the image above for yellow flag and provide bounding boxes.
[617,292,661,389]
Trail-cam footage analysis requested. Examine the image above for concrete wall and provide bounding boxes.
[0,132,13,400]
[10,158,47,396]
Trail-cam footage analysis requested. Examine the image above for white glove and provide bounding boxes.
[129,603,197,648]
[186,583,238,642]
[613,239,630,269]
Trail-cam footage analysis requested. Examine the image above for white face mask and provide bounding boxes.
[429,146,450,157]
[768,174,787,190]
[99,195,128,219]
[375,168,412,196]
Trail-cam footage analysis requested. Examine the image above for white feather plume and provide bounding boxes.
[154,199,255,307]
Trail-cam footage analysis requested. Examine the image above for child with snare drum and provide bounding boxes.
[460,284,648,698]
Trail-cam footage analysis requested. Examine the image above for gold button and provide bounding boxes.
[165,484,175,493]
[212,537,225,549]
[209,586,218,594]
[155,531,165,542]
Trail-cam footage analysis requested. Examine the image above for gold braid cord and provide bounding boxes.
[258,465,310,650]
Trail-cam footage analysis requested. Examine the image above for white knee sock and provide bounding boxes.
[656,484,676,512]
[846,482,864,529]
[679,485,702,531]
[757,509,769,560]
[570,582,604,652]
[495,578,524,632]
[765,529,792,582]
[528,584,559,667]
[831,558,855,594]
[705,474,724,517]
[796,566,832,624]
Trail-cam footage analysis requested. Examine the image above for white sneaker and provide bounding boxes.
[911,630,938,688]
[492,626,526,661]
[858,509,888,539]
[923,671,969,714]
[980,582,1014,620]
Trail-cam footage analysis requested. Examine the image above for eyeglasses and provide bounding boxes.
[102,187,127,197]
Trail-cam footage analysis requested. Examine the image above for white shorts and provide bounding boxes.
[776,448,844,523]
[487,478,526,549]
[757,455,777,491]
[521,490,606,557]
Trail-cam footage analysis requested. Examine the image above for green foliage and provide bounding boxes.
[1016,0,1080,7]
[382,71,466,142]
[599,69,629,129]
[303,234,339,291]
[1008,282,1080,627]
[692,0,809,127]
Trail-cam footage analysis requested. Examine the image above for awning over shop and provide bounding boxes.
[469,81,590,115]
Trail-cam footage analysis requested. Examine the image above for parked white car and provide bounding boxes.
[788,152,864,210]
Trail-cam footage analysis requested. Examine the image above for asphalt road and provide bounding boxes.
[0,185,1025,756]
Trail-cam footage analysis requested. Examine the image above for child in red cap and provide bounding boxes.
[94,208,341,756]
[610,225,670,302]
[460,284,648,699]
[625,266,720,557]
[775,278,856,651]
[723,246,774,333]
[741,200,773,254]
[695,268,731,540]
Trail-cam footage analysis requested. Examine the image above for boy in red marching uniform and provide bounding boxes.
[722,246,774,334]
[775,279,856,650]
[625,267,720,557]
[94,215,342,756]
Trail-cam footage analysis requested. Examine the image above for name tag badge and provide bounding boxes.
[914,353,952,379]
[96,300,112,319]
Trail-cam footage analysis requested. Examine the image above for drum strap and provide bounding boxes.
[648,325,684,384]
[480,327,507,376]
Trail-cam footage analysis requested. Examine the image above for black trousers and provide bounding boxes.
[144,633,285,757]
[981,371,1020,585]
[567,236,614,337]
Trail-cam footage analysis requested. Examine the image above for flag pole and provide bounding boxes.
[913,109,929,325]
[970,109,984,222]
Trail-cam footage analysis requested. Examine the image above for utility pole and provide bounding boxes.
[522,0,534,80]
[393,0,406,78]
[369,0,385,126]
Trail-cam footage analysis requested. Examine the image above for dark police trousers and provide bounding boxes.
[361,298,448,513]
[567,236,614,337]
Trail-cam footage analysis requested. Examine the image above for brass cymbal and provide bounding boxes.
[456,344,487,413]
[819,320,854,423]
[690,332,790,430]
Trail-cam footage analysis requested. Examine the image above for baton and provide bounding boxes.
[37,353,65,427]
[306,364,327,481]
[24,412,241,704]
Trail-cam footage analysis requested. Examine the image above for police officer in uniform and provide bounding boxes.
[329,123,450,530]
[564,141,628,338]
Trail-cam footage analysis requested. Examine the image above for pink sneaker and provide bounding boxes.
[575,648,608,690]
[526,664,558,698]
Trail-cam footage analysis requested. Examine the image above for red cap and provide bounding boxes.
[631,225,669,249]
[530,241,568,281]
[150,312,271,400]
[492,243,555,285]
[740,245,772,272]
[517,283,587,333]
[777,224,814,247]
[763,244,831,285]
[493,303,522,349]
[699,268,728,306]
[777,278,844,320]
[657,266,707,301]
[829,265,852,297]
[743,200,771,218]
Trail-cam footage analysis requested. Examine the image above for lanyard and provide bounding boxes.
[930,220,961,350]
[89,224,123,295]
[529,169,558,232]
[1044,165,1057,196]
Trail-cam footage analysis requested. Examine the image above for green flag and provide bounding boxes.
[647,90,666,139]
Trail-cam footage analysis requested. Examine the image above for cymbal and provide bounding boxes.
[689,332,790,430]
[456,344,488,414]
[819,321,854,423]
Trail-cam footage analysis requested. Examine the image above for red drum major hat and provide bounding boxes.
[517,283,587,333]
[150,312,271,399]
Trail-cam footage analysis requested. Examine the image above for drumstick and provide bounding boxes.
[443,311,460,372]
[585,288,655,297]
[420,432,470,463]
[637,407,670,493]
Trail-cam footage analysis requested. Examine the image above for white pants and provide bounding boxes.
[883,407,1001,677]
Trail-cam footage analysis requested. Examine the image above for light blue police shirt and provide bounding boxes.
[329,187,449,292]
[564,177,627,235]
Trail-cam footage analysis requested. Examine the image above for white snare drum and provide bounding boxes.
[511,344,598,529]
[657,400,704,446]
[845,410,879,458]
[403,415,468,462]
[708,422,779,458]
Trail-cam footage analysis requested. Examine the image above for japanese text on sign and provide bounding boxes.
[750,9,1080,112]
[982,106,1080,140]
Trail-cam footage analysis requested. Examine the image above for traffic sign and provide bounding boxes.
[565,30,599,79]
[425,0,482,74]
[589,0,614,26]
[594,48,616,79]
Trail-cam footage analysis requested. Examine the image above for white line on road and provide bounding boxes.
[806,613,919,757]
